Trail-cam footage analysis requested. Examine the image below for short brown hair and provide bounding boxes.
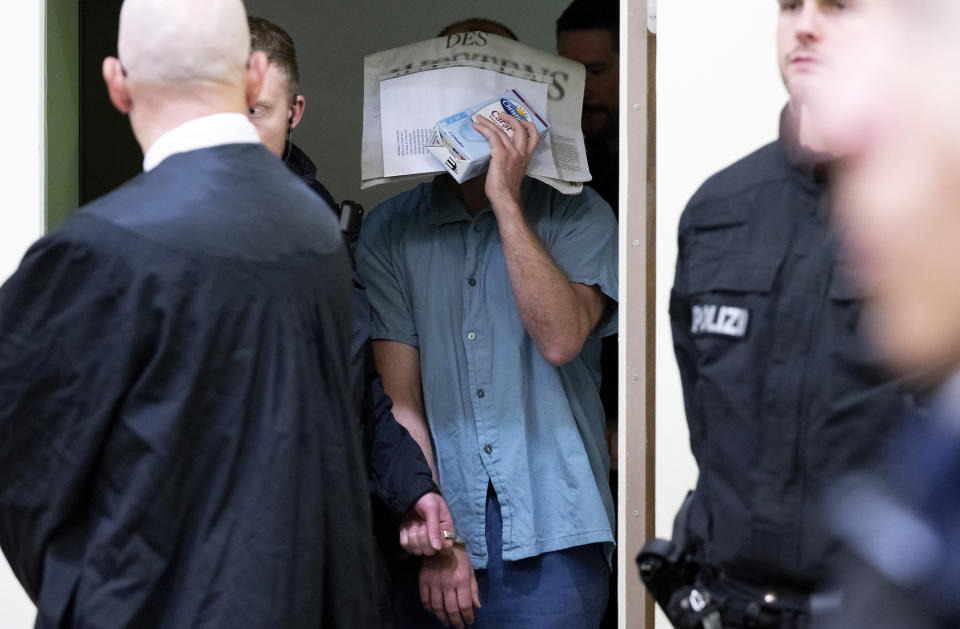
[557,0,619,52]
[438,18,518,41]
[248,16,300,103]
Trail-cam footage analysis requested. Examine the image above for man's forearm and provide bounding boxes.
[471,115,604,365]
[373,341,440,484]
[495,206,599,366]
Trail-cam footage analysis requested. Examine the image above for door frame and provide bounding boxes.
[618,1,656,627]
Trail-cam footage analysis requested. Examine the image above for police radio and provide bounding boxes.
[337,200,365,258]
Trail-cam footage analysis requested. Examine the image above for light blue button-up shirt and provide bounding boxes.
[357,176,618,568]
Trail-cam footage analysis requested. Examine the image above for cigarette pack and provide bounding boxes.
[426,89,550,183]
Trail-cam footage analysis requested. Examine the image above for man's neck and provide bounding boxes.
[787,99,832,158]
[449,176,489,216]
[586,132,619,156]
[132,89,249,156]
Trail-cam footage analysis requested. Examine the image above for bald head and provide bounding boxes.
[118,0,250,89]
[103,0,267,157]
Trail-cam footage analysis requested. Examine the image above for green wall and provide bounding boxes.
[46,0,80,231]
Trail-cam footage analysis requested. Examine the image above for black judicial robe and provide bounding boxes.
[0,143,377,628]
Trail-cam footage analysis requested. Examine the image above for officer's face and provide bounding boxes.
[777,0,875,105]
[558,29,619,141]
[248,63,304,157]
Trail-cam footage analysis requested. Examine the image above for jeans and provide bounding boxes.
[394,484,609,628]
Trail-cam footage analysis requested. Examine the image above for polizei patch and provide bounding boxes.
[691,304,749,338]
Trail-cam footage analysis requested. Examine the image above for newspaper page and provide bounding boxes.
[379,67,551,177]
[362,32,591,193]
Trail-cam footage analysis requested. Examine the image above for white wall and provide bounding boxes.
[655,1,785,626]
[0,2,45,628]
[1,4,46,279]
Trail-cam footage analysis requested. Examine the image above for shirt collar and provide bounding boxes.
[428,175,475,225]
[427,175,535,226]
[143,113,261,172]
[778,105,834,182]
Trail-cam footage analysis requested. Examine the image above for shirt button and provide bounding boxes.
[473,224,482,233]
[467,332,477,341]
[467,278,477,286]
[477,389,485,399]
[484,444,493,455]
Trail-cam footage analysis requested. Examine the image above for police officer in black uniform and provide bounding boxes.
[246,16,459,628]
[640,3,907,627]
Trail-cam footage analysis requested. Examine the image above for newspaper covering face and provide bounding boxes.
[362,32,592,194]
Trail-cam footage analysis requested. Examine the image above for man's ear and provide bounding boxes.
[246,51,268,108]
[290,94,306,130]
[102,57,133,114]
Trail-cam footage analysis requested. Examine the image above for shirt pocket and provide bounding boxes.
[687,200,749,250]
[682,249,785,493]
[684,248,783,363]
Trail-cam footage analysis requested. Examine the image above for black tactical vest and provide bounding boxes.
[669,134,907,589]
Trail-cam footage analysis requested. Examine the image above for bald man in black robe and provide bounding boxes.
[0,1,376,627]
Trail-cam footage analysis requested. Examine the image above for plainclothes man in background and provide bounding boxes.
[556,4,622,627]
[247,16,337,208]
[358,19,619,629]
[246,16,459,627]
[0,1,376,626]
[649,1,907,626]
[556,0,620,212]
[556,0,621,473]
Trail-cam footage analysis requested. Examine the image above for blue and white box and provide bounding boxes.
[426,89,550,183]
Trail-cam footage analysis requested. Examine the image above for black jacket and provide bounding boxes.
[0,144,377,628]
[670,115,906,589]
[286,143,337,210]
[286,142,438,517]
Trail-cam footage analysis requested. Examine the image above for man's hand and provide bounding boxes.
[419,546,482,628]
[472,115,541,212]
[400,491,455,556]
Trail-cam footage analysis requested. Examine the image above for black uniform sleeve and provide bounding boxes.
[670,211,700,430]
[0,235,138,599]
[363,370,438,516]
[308,179,338,213]
[351,277,437,516]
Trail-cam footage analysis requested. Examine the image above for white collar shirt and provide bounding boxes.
[143,113,261,172]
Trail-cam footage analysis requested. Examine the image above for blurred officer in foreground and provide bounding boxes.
[641,1,908,627]
[802,1,960,626]
[246,16,458,626]
[0,1,377,626]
